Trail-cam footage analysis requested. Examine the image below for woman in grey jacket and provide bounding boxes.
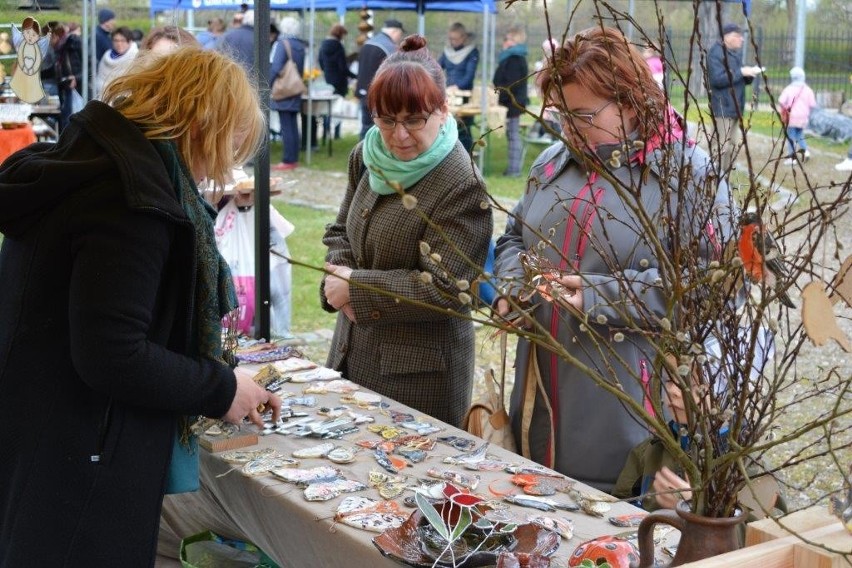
[493,27,733,492]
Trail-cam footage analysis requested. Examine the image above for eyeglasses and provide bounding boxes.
[546,101,613,129]
[372,112,434,132]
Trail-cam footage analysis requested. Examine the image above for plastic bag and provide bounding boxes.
[69,89,84,114]
[180,530,279,568]
[215,200,294,337]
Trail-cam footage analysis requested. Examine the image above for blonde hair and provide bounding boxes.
[102,47,265,189]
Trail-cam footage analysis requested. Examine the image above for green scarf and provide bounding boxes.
[362,115,458,195]
[153,140,238,364]
[152,140,238,496]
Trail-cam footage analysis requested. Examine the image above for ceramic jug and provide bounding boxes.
[634,500,746,567]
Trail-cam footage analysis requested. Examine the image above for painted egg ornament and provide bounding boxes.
[568,536,639,568]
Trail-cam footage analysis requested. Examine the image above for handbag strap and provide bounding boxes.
[519,343,555,465]
[281,38,294,63]
[498,332,508,403]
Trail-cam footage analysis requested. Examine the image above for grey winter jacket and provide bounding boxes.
[494,134,732,492]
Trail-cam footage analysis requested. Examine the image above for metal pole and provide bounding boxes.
[478,6,488,174]
[307,4,316,166]
[254,0,272,340]
[82,0,91,103]
[627,0,635,41]
[794,0,806,68]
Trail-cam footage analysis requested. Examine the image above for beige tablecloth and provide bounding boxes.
[158,374,646,567]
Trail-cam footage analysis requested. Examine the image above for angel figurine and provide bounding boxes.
[10,17,51,104]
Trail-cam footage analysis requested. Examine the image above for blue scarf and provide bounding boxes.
[362,116,458,196]
[498,43,528,63]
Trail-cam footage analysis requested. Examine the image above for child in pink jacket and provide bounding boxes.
[779,66,817,164]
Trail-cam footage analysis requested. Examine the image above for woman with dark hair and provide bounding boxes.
[439,22,479,152]
[321,35,492,427]
[493,26,732,492]
[56,22,83,131]
[319,23,355,140]
[94,26,138,99]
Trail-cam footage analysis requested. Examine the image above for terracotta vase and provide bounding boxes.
[634,500,746,567]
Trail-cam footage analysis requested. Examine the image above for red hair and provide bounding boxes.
[366,34,445,117]
[537,26,666,140]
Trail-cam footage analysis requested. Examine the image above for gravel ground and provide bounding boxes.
[277,121,852,510]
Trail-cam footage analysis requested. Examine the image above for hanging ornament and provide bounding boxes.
[11,17,51,103]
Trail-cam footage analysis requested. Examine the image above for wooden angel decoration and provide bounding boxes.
[10,17,51,104]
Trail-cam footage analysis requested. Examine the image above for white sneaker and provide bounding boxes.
[803,150,811,161]
[783,158,796,166]
[836,158,852,171]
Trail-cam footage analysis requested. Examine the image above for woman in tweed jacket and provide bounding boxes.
[321,35,492,427]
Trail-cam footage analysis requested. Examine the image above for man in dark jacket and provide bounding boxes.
[56,22,83,132]
[355,19,405,139]
[707,23,761,174]
[218,8,256,71]
[94,8,115,61]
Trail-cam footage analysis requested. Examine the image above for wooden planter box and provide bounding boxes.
[681,507,851,567]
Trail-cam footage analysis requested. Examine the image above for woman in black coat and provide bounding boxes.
[318,23,355,139]
[0,47,280,566]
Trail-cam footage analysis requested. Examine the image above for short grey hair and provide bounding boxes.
[242,10,255,27]
[279,16,301,37]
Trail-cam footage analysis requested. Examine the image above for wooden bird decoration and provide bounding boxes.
[801,281,851,352]
[828,255,852,309]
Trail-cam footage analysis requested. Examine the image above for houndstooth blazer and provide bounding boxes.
[321,141,493,427]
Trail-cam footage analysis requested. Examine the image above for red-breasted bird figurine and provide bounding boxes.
[738,212,796,308]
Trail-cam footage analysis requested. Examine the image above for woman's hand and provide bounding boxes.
[539,273,583,311]
[653,466,692,509]
[324,263,352,310]
[495,297,510,317]
[663,378,689,423]
[222,367,282,427]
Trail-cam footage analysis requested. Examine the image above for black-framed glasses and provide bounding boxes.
[372,112,434,132]
[546,101,613,129]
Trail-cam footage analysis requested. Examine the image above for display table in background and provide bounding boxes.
[0,125,36,164]
[158,367,649,567]
[301,94,338,159]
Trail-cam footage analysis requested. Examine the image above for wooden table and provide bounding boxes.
[158,365,649,567]
[0,125,36,164]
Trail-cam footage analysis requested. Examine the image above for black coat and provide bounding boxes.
[0,101,236,567]
[318,37,353,97]
[493,52,528,118]
[707,41,753,119]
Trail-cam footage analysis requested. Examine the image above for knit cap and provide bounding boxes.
[98,9,115,24]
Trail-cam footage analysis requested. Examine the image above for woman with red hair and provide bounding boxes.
[493,26,733,492]
[321,35,492,427]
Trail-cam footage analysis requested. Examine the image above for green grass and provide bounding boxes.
[272,201,338,333]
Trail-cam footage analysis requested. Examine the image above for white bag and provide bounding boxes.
[69,89,85,114]
[214,201,294,337]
